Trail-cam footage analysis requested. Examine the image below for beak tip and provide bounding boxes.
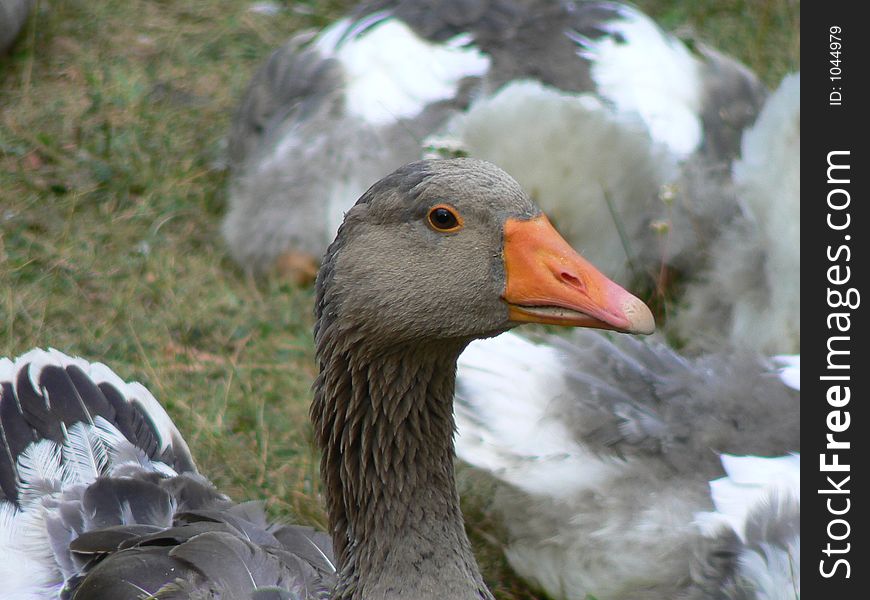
[623,296,656,335]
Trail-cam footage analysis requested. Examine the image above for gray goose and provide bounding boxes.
[222,0,766,290]
[0,158,653,599]
[454,330,799,599]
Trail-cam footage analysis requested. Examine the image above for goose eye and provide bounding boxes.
[428,205,463,232]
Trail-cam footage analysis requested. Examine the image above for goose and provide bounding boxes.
[222,0,767,286]
[453,329,799,599]
[0,0,33,54]
[670,72,800,355]
[0,158,655,599]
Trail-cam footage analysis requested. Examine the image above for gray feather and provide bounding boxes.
[169,531,304,596]
[544,330,799,471]
[271,524,336,574]
[68,524,166,555]
[67,545,192,599]
[82,476,175,530]
[178,505,284,548]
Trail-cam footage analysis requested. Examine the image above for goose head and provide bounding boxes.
[316,158,655,350]
[311,158,653,600]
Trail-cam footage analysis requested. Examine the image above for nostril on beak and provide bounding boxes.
[559,271,584,291]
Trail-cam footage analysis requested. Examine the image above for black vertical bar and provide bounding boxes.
[804,2,867,597]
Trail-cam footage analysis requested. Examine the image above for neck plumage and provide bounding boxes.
[311,338,491,600]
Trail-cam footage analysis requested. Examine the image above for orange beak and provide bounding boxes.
[502,215,655,334]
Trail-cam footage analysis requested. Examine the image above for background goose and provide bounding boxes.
[223,2,491,280]
[454,330,799,599]
[670,72,800,355]
[1,158,654,599]
[0,0,33,54]
[222,0,767,288]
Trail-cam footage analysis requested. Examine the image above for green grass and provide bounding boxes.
[639,0,800,87]
[1,1,798,598]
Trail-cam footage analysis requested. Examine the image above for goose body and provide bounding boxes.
[671,73,801,355]
[223,0,766,288]
[454,330,799,599]
[2,158,654,599]
[223,7,491,277]
[0,349,336,599]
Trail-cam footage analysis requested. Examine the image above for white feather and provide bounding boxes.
[569,5,703,157]
[0,503,60,600]
[0,357,14,382]
[316,17,490,125]
[772,355,800,391]
[91,415,134,451]
[89,417,179,478]
[84,360,132,394]
[729,73,801,355]
[62,421,110,485]
[739,533,800,600]
[16,440,67,502]
[7,349,187,459]
[1,458,70,599]
[10,349,92,417]
[696,454,800,541]
[694,454,800,599]
[456,332,620,499]
[86,361,184,456]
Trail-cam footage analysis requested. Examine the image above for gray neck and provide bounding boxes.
[312,339,492,600]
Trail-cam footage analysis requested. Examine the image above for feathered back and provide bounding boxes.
[456,330,800,483]
[0,349,335,599]
[454,331,799,599]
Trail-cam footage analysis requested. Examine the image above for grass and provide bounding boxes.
[1,1,798,598]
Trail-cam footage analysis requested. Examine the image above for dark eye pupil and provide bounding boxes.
[432,208,456,229]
